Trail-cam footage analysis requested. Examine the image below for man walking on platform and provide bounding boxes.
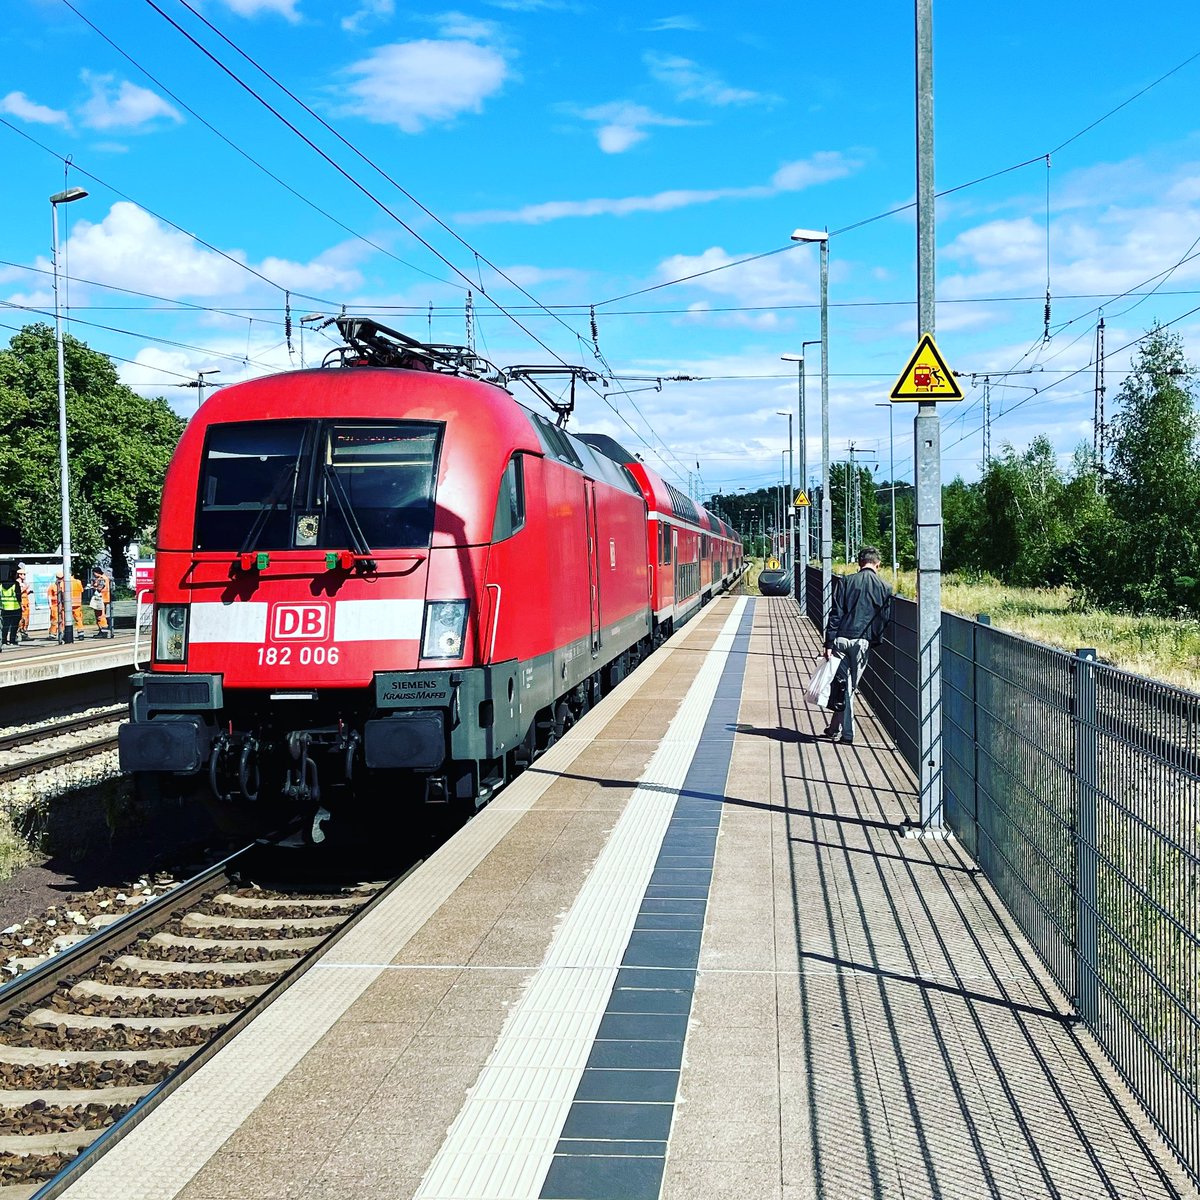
[822,545,893,745]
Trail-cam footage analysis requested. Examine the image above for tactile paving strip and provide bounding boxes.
[414,598,750,1200]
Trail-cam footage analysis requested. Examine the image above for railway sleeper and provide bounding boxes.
[22,1008,231,1031]
[69,979,268,1003]
[0,1084,155,1110]
[0,1128,107,1157]
[180,912,342,932]
[148,931,325,953]
[0,1044,190,1067]
[112,954,299,976]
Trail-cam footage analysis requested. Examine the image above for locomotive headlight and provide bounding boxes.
[154,604,190,663]
[422,600,468,660]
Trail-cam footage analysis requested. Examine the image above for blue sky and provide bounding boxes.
[2,0,1199,501]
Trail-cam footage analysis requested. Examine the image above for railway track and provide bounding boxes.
[0,709,124,788]
[0,845,408,1197]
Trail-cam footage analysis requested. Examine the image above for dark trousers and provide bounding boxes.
[0,610,19,645]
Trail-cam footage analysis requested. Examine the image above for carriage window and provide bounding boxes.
[492,454,526,542]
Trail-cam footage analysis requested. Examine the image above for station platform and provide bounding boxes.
[0,628,133,691]
[59,596,1195,1200]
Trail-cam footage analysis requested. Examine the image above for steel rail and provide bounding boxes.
[27,851,421,1200]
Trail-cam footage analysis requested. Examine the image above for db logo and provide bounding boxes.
[271,603,329,640]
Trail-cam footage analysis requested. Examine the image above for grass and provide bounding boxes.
[888,569,1200,692]
[0,812,33,882]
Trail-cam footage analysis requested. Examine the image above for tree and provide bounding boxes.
[0,324,183,584]
[1101,325,1200,612]
[941,476,985,574]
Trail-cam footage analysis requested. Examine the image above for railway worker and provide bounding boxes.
[90,568,113,638]
[0,568,20,648]
[47,573,63,641]
[16,566,31,640]
[822,545,893,746]
[69,572,84,635]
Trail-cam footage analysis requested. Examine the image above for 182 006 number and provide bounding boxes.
[256,646,340,666]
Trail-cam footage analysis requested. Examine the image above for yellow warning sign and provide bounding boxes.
[765,558,781,570]
[793,492,811,508]
[889,333,963,401]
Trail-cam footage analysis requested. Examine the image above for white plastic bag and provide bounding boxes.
[804,655,839,708]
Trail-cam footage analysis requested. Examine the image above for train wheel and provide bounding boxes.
[553,699,572,741]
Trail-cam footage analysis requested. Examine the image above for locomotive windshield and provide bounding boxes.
[195,419,442,551]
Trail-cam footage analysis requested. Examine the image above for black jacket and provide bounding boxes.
[824,568,893,648]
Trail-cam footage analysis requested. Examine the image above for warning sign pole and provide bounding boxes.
[914,0,944,835]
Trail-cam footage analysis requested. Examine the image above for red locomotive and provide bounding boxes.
[118,318,742,839]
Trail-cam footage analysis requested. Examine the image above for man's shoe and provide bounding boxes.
[823,721,841,739]
[839,736,854,745]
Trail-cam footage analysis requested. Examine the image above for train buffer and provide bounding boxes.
[60,596,1197,1200]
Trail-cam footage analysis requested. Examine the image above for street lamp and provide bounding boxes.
[51,185,88,644]
[791,227,830,625]
[875,402,898,582]
[776,409,793,577]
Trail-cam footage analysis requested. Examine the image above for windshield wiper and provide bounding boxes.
[238,463,298,558]
[323,463,375,561]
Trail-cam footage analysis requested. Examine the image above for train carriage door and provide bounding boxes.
[585,479,600,654]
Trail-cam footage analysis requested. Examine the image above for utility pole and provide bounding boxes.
[914,0,943,832]
[1094,316,1106,483]
[982,377,991,469]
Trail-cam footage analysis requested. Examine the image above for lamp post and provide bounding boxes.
[50,186,87,644]
[776,415,792,573]
[875,402,898,582]
[791,228,830,625]
[780,356,803,605]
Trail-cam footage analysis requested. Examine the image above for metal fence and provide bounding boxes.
[844,592,1200,1186]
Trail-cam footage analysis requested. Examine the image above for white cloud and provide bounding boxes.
[680,302,781,331]
[457,151,862,224]
[48,202,363,300]
[79,73,183,132]
[0,91,69,127]
[644,16,702,32]
[213,0,301,20]
[339,39,509,132]
[579,102,699,154]
[487,263,588,289]
[654,245,821,309]
[645,52,770,107]
[341,0,393,33]
[436,12,502,40]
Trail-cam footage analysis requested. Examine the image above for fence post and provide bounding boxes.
[1074,647,1099,1025]
[972,614,990,845]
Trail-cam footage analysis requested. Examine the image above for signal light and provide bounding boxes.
[238,551,269,572]
[325,550,357,571]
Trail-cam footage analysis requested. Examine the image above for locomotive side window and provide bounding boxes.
[196,420,307,550]
[324,422,440,549]
[491,454,526,542]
